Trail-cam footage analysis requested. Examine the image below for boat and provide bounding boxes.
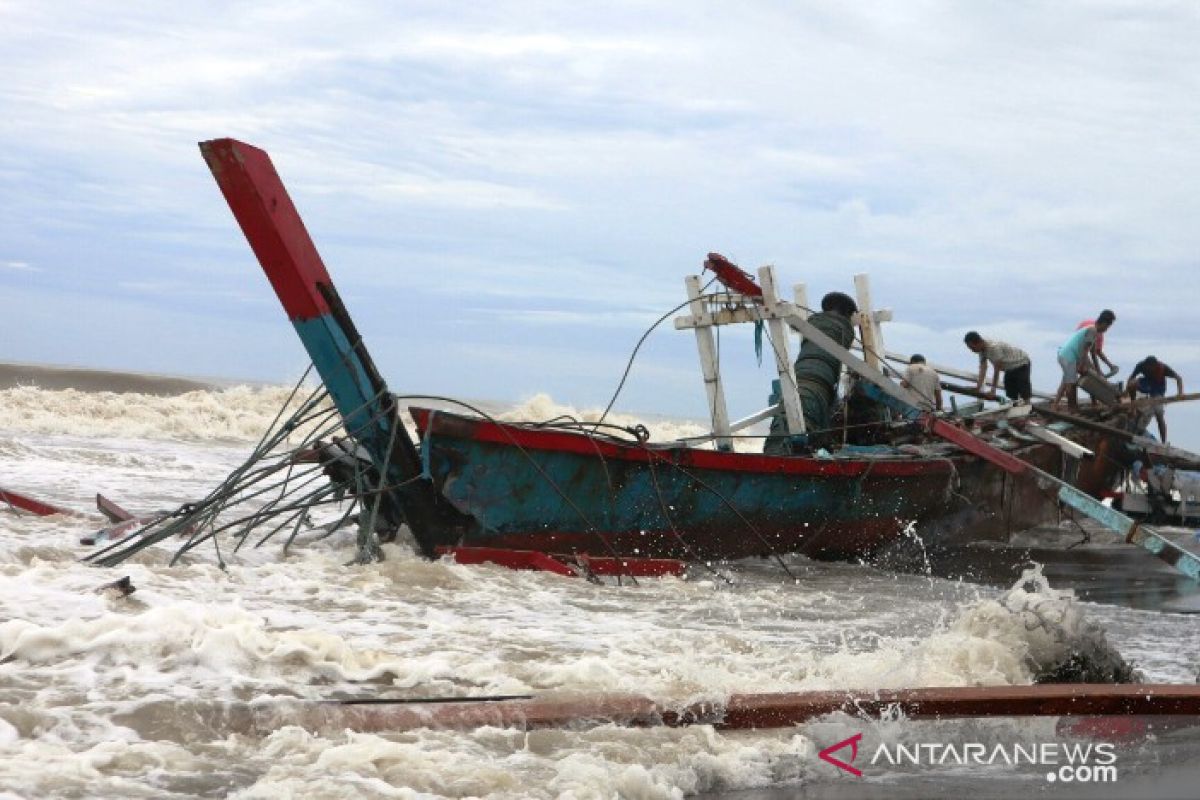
[85,137,1200,583]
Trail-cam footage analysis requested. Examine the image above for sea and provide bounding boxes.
[2,364,1200,799]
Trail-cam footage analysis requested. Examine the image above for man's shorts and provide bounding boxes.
[1137,379,1167,419]
[1057,353,1080,385]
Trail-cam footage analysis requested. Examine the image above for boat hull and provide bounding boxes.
[412,409,958,561]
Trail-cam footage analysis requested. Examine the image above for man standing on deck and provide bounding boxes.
[901,354,943,412]
[763,291,858,454]
[1052,310,1115,410]
[1126,356,1184,442]
[963,332,1033,404]
[1077,310,1119,377]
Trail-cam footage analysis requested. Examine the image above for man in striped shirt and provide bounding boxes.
[963,332,1033,403]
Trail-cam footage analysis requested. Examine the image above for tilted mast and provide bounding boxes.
[199,137,462,556]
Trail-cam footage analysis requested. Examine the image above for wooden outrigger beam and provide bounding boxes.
[869,347,1056,400]
[199,138,459,557]
[228,684,1200,735]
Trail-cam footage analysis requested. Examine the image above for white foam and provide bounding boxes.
[2,388,1197,798]
[0,385,324,442]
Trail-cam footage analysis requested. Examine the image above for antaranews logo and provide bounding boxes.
[818,733,863,777]
[817,733,1119,783]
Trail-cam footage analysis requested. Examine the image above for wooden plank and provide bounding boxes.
[0,488,73,517]
[1056,488,1200,581]
[1024,424,1095,459]
[853,274,883,370]
[925,416,1200,580]
[685,275,733,451]
[875,348,1055,400]
[728,404,782,434]
[779,310,926,410]
[1036,405,1200,465]
[231,684,1200,736]
[758,266,805,435]
[96,493,135,523]
[926,418,1032,475]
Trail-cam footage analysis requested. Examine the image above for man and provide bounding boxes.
[963,331,1033,404]
[901,354,943,412]
[1127,355,1184,442]
[1053,310,1115,410]
[1076,310,1119,377]
[764,291,858,454]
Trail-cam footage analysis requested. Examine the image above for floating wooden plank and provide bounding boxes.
[0,487,73,517]
[96,493,135,523]
[437,546,576,577]
[227,684,1200,736]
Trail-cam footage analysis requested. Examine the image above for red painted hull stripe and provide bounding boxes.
[411,408,953,478]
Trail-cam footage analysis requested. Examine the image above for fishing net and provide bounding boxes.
[764,311,856,453]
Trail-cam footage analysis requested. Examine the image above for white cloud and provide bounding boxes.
[1,1,1198,438]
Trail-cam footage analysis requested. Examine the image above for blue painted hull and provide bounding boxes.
[413,409,958,561]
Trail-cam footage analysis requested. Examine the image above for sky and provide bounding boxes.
[2,1,1198,442]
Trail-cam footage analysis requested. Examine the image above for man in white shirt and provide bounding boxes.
[963,331,1033,404]
[901,354,942,412]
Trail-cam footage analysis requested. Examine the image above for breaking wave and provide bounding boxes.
[0,385,319,442]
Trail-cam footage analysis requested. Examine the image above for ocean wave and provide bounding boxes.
[0,385,323,443]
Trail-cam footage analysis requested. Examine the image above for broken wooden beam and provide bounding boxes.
[213,684,1200,737]
[0,487,73,517]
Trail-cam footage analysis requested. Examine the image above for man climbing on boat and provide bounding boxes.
[963,332,1033,404]
[763,291,858,454]
[1126,355,1184,442]
[1053,310,1115,411]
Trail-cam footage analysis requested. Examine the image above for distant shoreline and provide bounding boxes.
[0,361,232,396]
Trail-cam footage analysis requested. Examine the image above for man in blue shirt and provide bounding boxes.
[1127,356,1184,442]
[1052,310,1115,411]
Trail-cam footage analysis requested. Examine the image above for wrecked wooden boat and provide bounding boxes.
[83,138,1200,583]
[410,406,958,560]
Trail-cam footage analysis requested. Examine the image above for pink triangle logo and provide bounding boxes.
[818,732,863,777]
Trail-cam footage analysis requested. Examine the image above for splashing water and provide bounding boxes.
[2,381,1199,798]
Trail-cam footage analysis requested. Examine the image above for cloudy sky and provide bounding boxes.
[2,1,1198,439]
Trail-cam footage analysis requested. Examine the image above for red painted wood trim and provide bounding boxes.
[1,488,73,517]
[412,408,953,478]
[927,417,1029,475]
[95,493,134,523]
[199,138,332,321]
[573,554,686,578]
[436,546,576,577]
